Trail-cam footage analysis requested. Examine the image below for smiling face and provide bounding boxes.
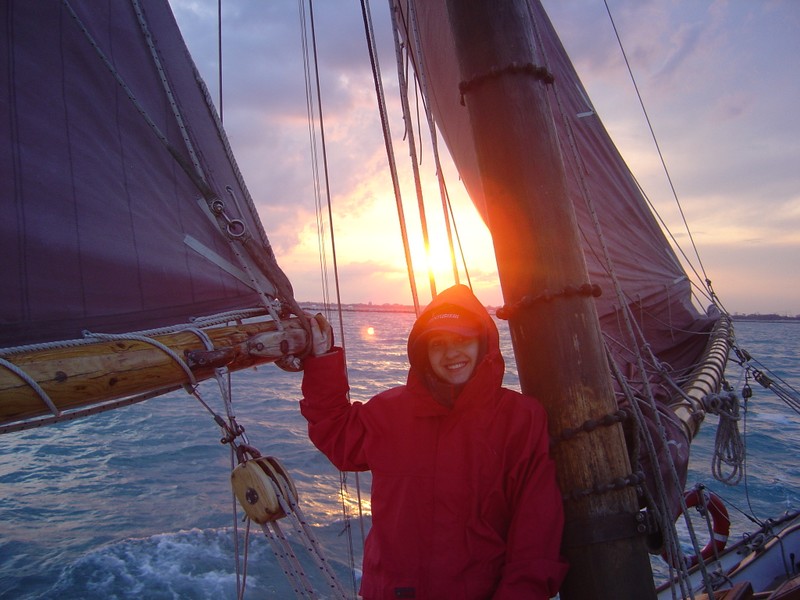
[426,331,481,385]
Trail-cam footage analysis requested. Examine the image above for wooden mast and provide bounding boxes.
[444,1,656,598]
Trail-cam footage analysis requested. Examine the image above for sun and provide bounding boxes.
[416,240,459,283]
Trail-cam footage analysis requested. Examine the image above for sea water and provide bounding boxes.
[0,313,798,599]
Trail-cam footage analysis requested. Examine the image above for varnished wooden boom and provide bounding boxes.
[0,318,308,426]
[670,313,733,441]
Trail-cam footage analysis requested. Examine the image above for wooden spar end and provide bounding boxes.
[669,314,733,441]
[0,317,309,425]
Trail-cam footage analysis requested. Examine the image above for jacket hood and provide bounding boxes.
[407,285,503,401]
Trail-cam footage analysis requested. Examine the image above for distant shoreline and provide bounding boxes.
[299,302,416,315]
[298,302,799,321]
[731,315,800,323]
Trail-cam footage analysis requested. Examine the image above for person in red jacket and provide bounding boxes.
[300,284,567,599]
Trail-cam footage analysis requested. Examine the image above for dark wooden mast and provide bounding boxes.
[444,1,656,597]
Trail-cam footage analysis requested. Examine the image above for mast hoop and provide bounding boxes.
[458,61,555,105]
[496,283,602,319]
[562,471,645,503]
[549,408,630,450]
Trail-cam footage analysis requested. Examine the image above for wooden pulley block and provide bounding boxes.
[259,456,299,508]
[230,456,298,524]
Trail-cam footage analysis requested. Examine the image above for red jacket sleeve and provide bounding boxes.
[299,348,370,472]
[494,398,569,599]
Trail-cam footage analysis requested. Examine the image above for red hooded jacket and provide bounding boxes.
[300,285,567,599]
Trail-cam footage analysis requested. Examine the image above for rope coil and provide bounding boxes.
[705,390,745,485]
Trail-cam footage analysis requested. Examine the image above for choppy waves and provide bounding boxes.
[0,314,797,598]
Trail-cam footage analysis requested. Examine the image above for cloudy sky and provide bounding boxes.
[170,0,799,315]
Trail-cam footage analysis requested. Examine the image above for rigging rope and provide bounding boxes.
[396,2,465,288]
[601,0,715,308]
[606,344,701,599]
[299,1,327,306]
[359,0,422,314]
[388,3,437,299]
[217,0,224,122]
[749,362,800,416]
[298,1,362,595]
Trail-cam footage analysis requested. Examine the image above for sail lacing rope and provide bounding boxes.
[548,408,630,449]
[0,306,309,436]
[562,471,645,503]
[83,330,199,385]
[0,312,261,433]
[0,358,60,417]
[545,392,647,505]
[0,308,264,359]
